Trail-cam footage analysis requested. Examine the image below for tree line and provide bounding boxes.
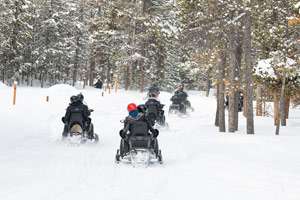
[0,0,299,134]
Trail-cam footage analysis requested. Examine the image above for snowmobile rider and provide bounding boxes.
[145,93,165,124]
[94,79,102,89]
[148,83,160,96]
[175,86,191,107]
[175,86,188,100]
[119,103,159,152]
[62,94,95,139]
[170,93,186,114]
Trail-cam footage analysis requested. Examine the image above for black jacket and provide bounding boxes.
[64,101,90,123]
[122,112,155,135]
[175,90,188,101]
[94,81,102,89]
[145,99,164,112]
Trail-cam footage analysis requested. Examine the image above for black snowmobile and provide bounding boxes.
[115,121,163,167]
[62,109,99,145]
[169,94,188,116]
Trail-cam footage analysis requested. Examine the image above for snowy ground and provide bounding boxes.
[0,83,300,200]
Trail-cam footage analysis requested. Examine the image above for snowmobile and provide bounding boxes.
[146,104,169,129]
[168,103,189,117]
[63,109,99,146]
[115,121,163,167]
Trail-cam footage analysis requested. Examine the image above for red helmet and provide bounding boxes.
[127,103,137,112]
[178,86,182,90]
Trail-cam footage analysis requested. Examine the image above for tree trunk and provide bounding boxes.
[243,88,247,117]
[274,93,279,126]
[228,25,236,133]
[125,66,129,90]
[72,37,80,86]
[206,73,211,97]
[106,57,111,84]
[281,95,286,126]
[140,42,145,92]
[215,84,219,127]
[275,0,289,135]
[218,50,226,132]
[129,2,137,90]
[244,12,254,134]
[89,51,95,86]
[285,96,290,119]
[234,25,243,131]
[275,76,286,135]
[41,72,46,88]
[256,84,263,116]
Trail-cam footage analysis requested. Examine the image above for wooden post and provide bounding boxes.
[46,96,49,102]
[109,85,111,94]
[115,75,118,93]
[13,81,17,105]
[102,91,104,97]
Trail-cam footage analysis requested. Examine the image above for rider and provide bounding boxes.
[119,103,159,155]
[145,93,165,125]
[148,83,160,96]
[175,86,190,107]
[170,93,186,114]
[62,94,95,139]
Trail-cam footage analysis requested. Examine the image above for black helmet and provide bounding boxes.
[70,95,78,103]
[137,104,147,114]
[77,93,84,102]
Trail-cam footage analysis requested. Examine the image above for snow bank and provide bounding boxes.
[0,82,8,88]
[48,84,78,93]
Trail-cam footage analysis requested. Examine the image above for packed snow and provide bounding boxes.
[0,84,300,200]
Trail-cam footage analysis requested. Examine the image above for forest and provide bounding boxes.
[0,0,299,134]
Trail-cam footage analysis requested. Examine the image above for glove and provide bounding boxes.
[119,130,126,139]
[61,117,65,123]
[87,117,92,124]
[153,129,159,138]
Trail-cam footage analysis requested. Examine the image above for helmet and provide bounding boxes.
[77,93,84,102]
[127,103,137,112]
[178,86,182,90]
[137,104,147,113]
[70,95,78,103]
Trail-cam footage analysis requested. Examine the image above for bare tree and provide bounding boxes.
[244,11,254,134]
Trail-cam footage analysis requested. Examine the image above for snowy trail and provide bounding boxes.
[0,85,300,200]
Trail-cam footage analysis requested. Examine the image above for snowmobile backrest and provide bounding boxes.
[147,104,158,117]
[69,111,84,129]
[131,121,148,136]
[171,95,182,104]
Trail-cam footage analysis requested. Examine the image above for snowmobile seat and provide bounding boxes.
[129,121,151,149]
[147,104,158,121]
[171,95,183,105]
